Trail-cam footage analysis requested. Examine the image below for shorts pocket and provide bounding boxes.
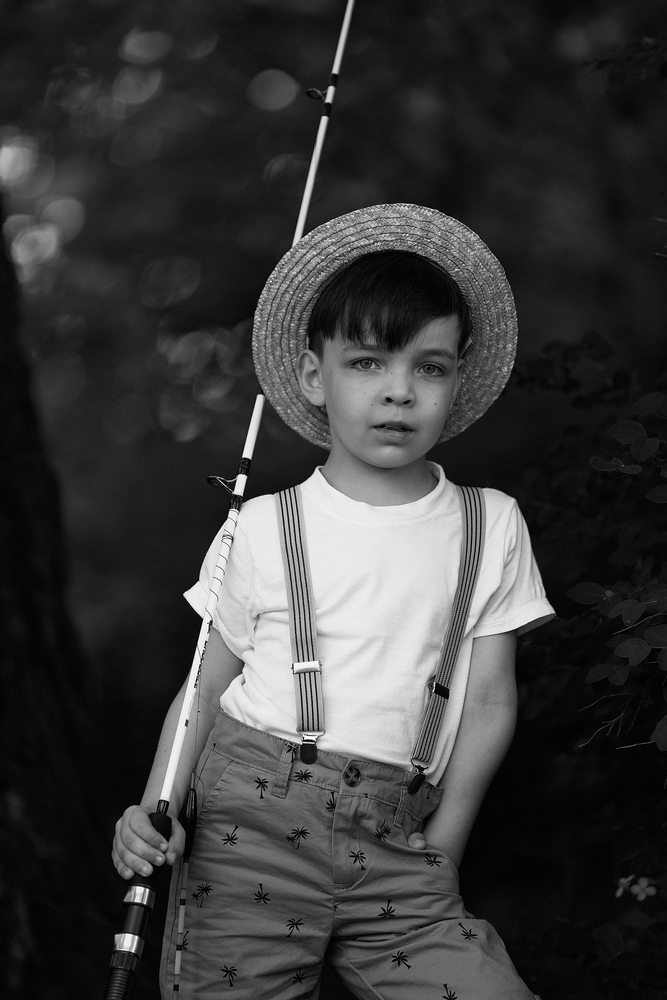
[194,742,238,820]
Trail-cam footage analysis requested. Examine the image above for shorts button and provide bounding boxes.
[343,765,361,787]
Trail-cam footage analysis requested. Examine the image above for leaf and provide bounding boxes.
[632,392,667,415]
[619,464,642,475]
[608,420,646,444]
[597,594,623,617]
[606,635,627,648]
[586,663,615,683]
[644,625,667,647]
[647,485,667,503]
[658,649,667,672]
[609,665,630,685]
[615,638,650,665]
[622,601,646,626]
[590,456,623,471]
[609,599,640,619]
[631,436,659,461]
[567,582,607,604]
[650,714,667,751]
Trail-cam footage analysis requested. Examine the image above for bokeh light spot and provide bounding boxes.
[139,256,201,308]
[246,69,300,111]
[165,330,217,381]
[119,29,173,65]
[110,126,162,167]
[0,136,38,187]
[158,388,209,441]
[11,224,61,281]
[193,372,236,411]
[183,34,218,59]
[37,352,86,407]
[112,68,163,106]
[40,197,85,242]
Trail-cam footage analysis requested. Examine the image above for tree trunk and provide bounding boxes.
[0,199,109,996]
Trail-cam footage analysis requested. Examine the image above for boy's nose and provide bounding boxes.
[383,371,414,404]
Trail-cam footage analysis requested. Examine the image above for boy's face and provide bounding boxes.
[297,316,464,475]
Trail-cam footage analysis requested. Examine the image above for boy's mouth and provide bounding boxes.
[374,422,413,433]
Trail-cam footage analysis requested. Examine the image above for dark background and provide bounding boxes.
[1,1,666,997]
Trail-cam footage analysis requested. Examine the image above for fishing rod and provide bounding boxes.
[103,3,356,997]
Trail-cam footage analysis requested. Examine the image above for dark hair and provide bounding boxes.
[307,250,471,357]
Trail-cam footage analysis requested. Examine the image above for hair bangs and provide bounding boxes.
[308,250,471,357]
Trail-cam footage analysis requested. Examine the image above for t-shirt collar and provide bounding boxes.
[301,463,453,524]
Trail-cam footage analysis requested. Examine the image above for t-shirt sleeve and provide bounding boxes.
[183,519,256,658]
[473,499,555,637]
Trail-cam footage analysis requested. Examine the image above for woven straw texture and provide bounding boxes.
[252,203,517,449]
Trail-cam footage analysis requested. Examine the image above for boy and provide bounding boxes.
[113,204,554,999]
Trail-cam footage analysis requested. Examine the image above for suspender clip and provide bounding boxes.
[407,765,426,795]
[428,678,450,700]
[299,734,320,764]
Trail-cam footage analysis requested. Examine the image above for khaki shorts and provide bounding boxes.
[160,712,535,1000]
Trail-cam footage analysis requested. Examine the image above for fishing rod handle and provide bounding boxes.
[104,810,173,1000]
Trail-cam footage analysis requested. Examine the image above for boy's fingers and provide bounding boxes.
[407,832,428,850]
[165,821,186,865]
[128,806,170,851]
[114,809,167,871]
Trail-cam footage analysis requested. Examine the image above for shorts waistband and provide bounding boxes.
[205,711,441,822]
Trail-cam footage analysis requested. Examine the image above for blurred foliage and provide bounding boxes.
[1,0,667,998]
[504,334,667,997]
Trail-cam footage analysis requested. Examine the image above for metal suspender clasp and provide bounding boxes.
[428,678,450,700]
[299,733,321,764]
[407,765,426,795]
[292,660,321,674]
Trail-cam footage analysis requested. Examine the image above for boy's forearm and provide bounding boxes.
[422,697,516,868]
[139,628,244,818]
[421,631,519,869]
[139,680,221,818]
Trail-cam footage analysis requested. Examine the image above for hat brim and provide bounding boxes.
[252,203,517,449]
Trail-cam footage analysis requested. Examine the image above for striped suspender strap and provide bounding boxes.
[408,485,486,793]
[275,486,325,764]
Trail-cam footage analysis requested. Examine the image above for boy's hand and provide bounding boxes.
[112,804,185,880]
[407,832,428,851]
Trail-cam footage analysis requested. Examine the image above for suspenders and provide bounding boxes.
[274,484,486,783]
[275,487,325,765]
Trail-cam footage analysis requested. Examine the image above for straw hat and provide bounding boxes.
[252,203,517,448]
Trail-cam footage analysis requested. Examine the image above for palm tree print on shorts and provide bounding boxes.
[286,917,304,937]
[292,969,305,984]
[378,899,396,918]
[442,985,458,1000]
[191,882,212,907]
[254,777,268,798]
[286,827,310,849]
[221,965,238,988]
[221,825,239,847]
[459,922,478,940]
[424,853,442,867]
[373,821,390,841]
[349,850,366,870]
[325,792,336,812]
[390,951,411,969]
[253,883,271,904]
[293,768,312,783]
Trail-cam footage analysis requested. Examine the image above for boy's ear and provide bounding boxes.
[451,354,466,403]
[296,349,326,408]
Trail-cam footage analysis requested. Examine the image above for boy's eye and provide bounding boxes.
[420,363,446,376]
[351,358,379,371]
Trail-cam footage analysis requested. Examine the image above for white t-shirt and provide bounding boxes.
[185,464,554,783]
